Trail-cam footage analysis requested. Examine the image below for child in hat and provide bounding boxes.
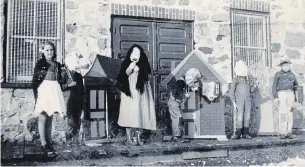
[272,58,299,139]
[229,60,252,140]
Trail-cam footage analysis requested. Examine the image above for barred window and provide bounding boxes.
[6,0,64,83]
[231,10,270,68]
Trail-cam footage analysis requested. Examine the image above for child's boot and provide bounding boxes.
[125,133,136,146]
[232,128,242,140]
[136,130,144,146]
[242,127,252,139]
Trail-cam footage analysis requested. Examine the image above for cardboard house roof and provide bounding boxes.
[84,55,122,80]
[161,50,228,87]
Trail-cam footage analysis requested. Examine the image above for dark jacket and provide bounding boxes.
[32,59,68,103]
[272,70,298,98]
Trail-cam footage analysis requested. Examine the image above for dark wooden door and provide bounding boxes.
[156,22,193,120]
[112,17,193,125]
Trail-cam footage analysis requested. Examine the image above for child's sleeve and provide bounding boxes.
[228,77,237,103]
[60,65,70,91]
[272,72,279,98]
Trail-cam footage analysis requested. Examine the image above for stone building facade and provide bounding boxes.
[1,0,305,143]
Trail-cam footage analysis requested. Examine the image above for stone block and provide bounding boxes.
[293,64,305,75]
[152,0,162,5]
[98,38,107,50]
[179,0,189,6]
[219,54,229,62]
[285,32,305,49]
[195,23,210,36]
[218,24,230,36]
[276,12,284,19]
[199,47,213,54]
[271,43,281,53]
[303,21,305,30]
[272,5,282,9]
[196,12,209,21]
[164,0,176,5]
[66,23,77,34]
[67,38,76,53]
[208,1,219,10]
[208,57,220,65]
[211,13,230,22]
[99,4,109,14]
[216,35,224,41]
[66,1,78,9]
[285,49,301,59]
[98,27,108,35]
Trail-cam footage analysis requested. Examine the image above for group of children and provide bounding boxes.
[32,41,86,151]
[167,58,300,141]
[32,40,300,150]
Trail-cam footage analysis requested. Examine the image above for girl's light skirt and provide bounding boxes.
[34,80,66,117]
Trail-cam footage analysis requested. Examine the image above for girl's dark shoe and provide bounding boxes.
[125,133,136,146]
[287,133,295,139]
[136,131,144,146]
[232,128,242,140]
[41,144,55,152]
[242,127,252,139]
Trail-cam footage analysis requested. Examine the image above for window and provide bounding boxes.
[231,10,270,68]
[5,0,63,83]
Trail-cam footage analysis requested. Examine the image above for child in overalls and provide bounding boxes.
[272,58,299,139]
[229,60,252,140]
[168,79,190,141]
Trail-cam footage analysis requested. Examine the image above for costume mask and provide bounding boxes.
[130,47,140,63]
[234,60,248,77]
[185,68,201,91]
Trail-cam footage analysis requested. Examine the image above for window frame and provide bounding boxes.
[230,9,271,76]
[2,0,64,88]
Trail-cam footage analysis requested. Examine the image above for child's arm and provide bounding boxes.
[126,62,136,76]
[228,77,237,103]
[272,72,279,99]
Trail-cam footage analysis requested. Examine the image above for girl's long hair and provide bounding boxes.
[116,44,151,97]
[38,40,57,61]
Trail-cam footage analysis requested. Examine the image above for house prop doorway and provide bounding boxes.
[83,55,122,140]
[112,17,193,129]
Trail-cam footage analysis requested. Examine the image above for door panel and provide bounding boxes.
[112,17,193,127]
[112,18,154,65]
[156,22,193,119]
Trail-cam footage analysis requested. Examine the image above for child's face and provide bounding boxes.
[281,63,291,72]
[130,47,140,62]
[43,44,54,60]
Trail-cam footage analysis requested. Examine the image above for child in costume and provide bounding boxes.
[229,60,252,140]
[32,41,73,151]
[272,57,299,139]
[116,44,156,146]
[168,79,190,141]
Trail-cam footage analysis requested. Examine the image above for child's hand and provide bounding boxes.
[233,102,237,111]
[128,61,137,70]
[274,98,279,104]
[68,81,76,87]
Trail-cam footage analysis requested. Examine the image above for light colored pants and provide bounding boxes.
[235,94,251,129]
[168,99,183,136]
[278,91,295,136]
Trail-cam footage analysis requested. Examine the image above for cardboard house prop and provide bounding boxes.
[161,50,228,141]
[83,55,122,140]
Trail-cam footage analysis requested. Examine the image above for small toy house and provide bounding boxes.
[83,55,122,140]
[161,50,228,141]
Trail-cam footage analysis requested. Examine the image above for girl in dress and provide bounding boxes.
[116,44,157,146]
[32,41,73,150]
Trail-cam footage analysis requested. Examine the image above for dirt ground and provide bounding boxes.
[2,144,305,166]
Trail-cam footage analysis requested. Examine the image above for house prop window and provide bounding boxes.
[5,0,63,83]
[231,10,270,68]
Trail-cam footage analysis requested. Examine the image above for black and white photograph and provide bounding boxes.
[1,0,305,166]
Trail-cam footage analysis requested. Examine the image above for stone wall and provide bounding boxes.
[0,0,6,83]
[65,0,232,82]
[270,0,305,85]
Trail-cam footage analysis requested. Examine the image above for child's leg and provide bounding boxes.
[278,92,288,136]
[235,96,245,130]
[286,92,295,135]
[38,112,48,146]
[45,115,53,145]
